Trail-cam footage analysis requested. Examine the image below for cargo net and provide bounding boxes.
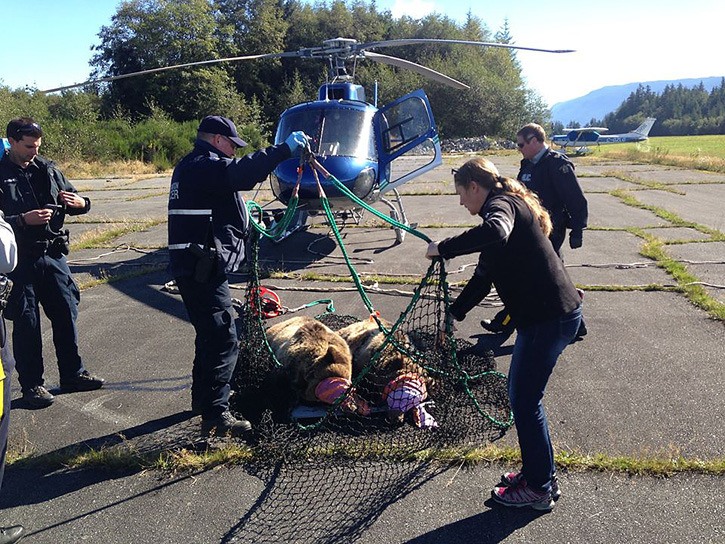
[227,227,512,543]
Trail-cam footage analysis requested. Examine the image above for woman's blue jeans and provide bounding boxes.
[509,305,582,493]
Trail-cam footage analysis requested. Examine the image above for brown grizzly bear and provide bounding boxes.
[265,315,369,415]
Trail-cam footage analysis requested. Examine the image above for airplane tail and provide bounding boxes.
[633,117,656,137]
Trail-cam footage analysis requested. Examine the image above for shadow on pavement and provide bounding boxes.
[0,411,197,508]
[403,500,548,544]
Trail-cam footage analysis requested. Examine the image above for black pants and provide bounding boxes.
[175,273,239,419]
[6,254,85,391]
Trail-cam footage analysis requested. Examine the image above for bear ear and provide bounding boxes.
[323,343,352,366]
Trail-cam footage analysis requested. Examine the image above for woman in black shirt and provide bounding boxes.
[426,157,582,511]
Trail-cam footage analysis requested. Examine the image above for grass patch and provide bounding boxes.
[59,160,169,179]
[638,236,725,320]
[126,190,169,201]
[578,284,680,293]
[611,190,725,240]
[10,440,724,478]
[601,171,686,194]
[268,271,425,285]
[596,135,725,173]
[71,219,165,249]
[76,264,167,290]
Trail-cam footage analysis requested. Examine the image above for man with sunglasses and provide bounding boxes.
[0,118,104,409]
[168,115,309,437]
[482,123,588,340]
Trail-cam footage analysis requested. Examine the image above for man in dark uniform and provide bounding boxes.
[0,118,104,409]
[482,123,588,340]
[168,115,308,437]
[0,208,25,543]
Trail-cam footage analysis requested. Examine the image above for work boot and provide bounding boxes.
[60,370,105,393]
[22,385,55,408]
[201,410,252,437]
[0,524,24,544]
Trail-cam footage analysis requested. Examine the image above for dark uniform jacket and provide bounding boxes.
[437,192,581,328]
[518,147,587,250]
[0,155,90,255]
[168,139,291,278]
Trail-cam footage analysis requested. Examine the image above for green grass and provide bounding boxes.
[10,441,724,478]
[603,190,725,321]
[595,135,725,172]
[70,219,165,250]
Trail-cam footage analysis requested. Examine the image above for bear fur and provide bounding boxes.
[265,315,353,404]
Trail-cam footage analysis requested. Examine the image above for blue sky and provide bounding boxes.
[2,0,723,106]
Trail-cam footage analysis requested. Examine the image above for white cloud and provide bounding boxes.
[389,0,436,19]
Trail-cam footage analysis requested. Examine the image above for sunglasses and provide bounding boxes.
[517,136,535,149]
[10,122,43,139]
[219,134,239,150]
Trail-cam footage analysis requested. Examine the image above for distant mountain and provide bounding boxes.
[550,77,724,125]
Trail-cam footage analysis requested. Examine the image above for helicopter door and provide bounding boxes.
[373,89,442,193]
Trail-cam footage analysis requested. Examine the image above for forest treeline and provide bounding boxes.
[2,0,722,170]
[0,0,549,169]
[558,79,725,137]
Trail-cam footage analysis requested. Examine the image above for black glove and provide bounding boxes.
[569,229,583,249]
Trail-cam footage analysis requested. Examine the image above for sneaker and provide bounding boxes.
[22,385,55,408]
[201,410,252,437]
[501,471,561,501]
[491,479,554,511]
[60,370,105,393]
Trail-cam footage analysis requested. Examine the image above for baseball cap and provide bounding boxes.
[198,115,247,147]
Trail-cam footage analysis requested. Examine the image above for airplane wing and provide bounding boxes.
[563,126,609,133]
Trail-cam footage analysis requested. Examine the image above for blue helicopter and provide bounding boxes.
[43,37,573,241]
[260,37,572,241]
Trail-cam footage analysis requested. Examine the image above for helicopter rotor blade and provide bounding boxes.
[364,52,469,90]
[357,38,575,55]
[41,51,299,93]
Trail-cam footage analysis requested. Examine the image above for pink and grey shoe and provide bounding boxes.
[491,476,555,511]
[501,471,561,500]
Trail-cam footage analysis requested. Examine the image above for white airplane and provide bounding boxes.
[551,117,656,153]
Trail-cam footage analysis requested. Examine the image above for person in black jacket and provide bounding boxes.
[426,157,581,510]
[0,118,104,409]
[169,115,308,437]
[482,123,588,340]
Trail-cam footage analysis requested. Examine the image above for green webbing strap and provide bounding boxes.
[307,156,432,244]
[246,195,300,239]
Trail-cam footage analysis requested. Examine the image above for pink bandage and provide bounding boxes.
[382,374,438,428]
[315,377,371,416]
[315,377,351,404]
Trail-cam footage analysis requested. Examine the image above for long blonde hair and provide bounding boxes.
[453,157,552,237]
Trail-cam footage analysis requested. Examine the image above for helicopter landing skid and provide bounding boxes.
[269,210,310,243]
[379,188,415,244]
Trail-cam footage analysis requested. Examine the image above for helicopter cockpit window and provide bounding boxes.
[277,108,376,160]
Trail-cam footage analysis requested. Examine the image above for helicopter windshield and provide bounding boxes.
[277,106,376,160]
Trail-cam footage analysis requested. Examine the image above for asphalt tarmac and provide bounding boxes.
[1,152,723,543]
